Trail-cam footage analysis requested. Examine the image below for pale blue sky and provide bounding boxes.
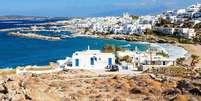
[0,0,200,17]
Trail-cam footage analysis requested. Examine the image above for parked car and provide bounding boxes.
[105,65,119,72]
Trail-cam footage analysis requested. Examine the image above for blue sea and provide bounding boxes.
[0,19,188,68]
[0,19,151,68]
[0,31,149,68]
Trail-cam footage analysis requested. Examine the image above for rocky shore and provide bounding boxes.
[72,33,177,44]
[0,69,200,101]
[8,32,61,41]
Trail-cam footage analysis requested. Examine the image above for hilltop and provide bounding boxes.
[0,15,67,20]
[0,69,200,101]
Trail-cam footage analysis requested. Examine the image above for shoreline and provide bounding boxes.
[177,43,201,67]
[72,33,189,55]
[72,33,200,64]
[1,33,192,70]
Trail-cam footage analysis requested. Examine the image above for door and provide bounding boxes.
[90,57,94,65]
[75,59,79,67]
[108,58,112,65]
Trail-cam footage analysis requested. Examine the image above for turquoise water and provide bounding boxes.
[0,31,149,68]
[0,19,188,68]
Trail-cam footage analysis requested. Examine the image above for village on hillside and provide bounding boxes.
[1,2,201,101]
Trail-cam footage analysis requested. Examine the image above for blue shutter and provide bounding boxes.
[75,59,79,67]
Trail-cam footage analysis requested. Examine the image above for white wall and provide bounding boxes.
[72,50,115,69]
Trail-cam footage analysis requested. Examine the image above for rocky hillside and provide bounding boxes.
[0,69,201,101]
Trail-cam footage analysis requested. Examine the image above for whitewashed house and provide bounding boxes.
[112,25,124,34]
[178,28,196,39]
[154,27,196,39]
[71,49,115,69]
[177,9,186,15]
[153,27,175,35]
[193,12,201,18]
[117,50,176,71]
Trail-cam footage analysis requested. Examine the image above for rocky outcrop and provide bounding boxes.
[0,70,200,100]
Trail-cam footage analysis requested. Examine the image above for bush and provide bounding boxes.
[156,66,191,77]
[156,51,169,57]
[102,45,126,53]
[178,38,194,44]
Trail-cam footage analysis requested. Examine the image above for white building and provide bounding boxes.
[71,49,115,69]
[154,27,196,39]
[178,28,196,39]
[153,27,175,35]
[117,50,176,71]
[123,12,130,19]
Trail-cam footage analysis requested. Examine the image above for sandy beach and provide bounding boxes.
[177,43,201,68]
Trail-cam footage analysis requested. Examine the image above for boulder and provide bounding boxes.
[176,80,192,93]
[0,84,8,94]
[162,88,180,96]
[189,88,201,96]
[130,88,142,94]
[12,94,26,101]
[0,93,6,100]
[112,96,126,101]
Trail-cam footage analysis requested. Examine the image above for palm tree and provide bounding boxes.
[191,54,200,67]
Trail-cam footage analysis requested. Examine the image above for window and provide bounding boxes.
[163,61,166,65]
[90,58,94,65]
[75,59,79,67]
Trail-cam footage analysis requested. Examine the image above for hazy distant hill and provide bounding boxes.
[0,15,67,20]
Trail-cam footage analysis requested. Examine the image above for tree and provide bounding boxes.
[193,32,201,44]
[182,21,194,28]
[194,22,201,30]
[176,57,185,65]
[102,45,126,53]
[191,54,200,67]
[119,55,132,63]
[156,17,171,27]
[156,51,169,57]
[84,28,89,34]
[144,29,153,35]
[131,15,139,20]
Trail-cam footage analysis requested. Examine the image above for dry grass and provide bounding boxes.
[156,66,194,77]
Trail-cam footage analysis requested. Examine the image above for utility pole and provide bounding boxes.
[149,44,152,65]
